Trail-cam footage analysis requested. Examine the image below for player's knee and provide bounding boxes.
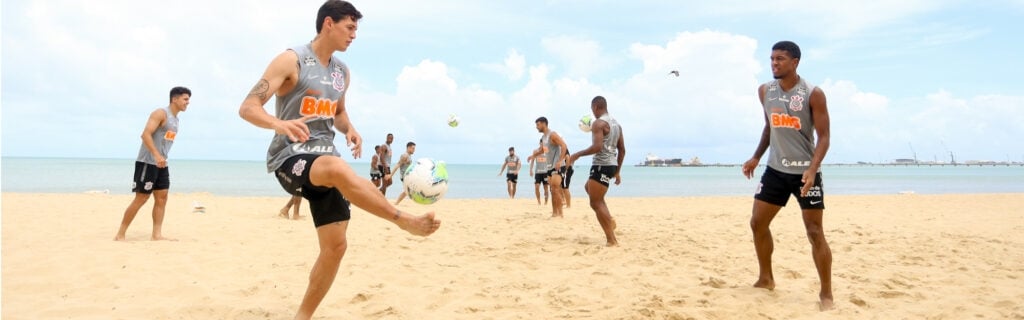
[152,194,168,205]
[750,217,770,233]
[321,240,348,258]
[804,226,825,242]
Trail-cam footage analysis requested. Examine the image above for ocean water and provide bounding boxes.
[2,157,1022,198]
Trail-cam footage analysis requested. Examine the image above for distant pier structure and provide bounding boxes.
[851,159,1023,167]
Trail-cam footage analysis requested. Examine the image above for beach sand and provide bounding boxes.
[2,192,1023,319]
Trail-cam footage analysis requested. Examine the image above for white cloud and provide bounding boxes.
[2,1,1021,165]
[541,35,614,78]
[479,49,526,81]
[701,0,948,39]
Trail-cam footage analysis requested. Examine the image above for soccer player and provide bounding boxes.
[742,40,833,310]
[237,2,440,318]
[114,86,191,241]
[569,96,624,246]
[498,147,521,199]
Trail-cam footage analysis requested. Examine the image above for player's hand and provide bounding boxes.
[345,129,362,159]
[742,158,759,179]
[614,173,622,185]
[273,115,317,142]
[799,169,815,197]
[155,155,168,168]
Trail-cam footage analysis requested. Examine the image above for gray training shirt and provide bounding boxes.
[266,43,349,172]
[761,78,817,175]
[542,131,562,171]
[137,107,178,165]
[592,114,621,166]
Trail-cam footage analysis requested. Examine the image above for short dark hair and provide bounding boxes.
[535,117,548,125]
[772,41,801,60]
[170,86,191,102]
[316,0,363,34]
[591,95,607,109]
[509,147,515,151]
[406,142,416,147]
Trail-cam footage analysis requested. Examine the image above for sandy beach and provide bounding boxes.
[2,192,1022,319]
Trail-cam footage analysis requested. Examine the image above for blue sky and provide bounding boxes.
[3,0,1023,165]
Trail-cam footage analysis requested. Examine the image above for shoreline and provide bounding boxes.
[3,193,1023,319]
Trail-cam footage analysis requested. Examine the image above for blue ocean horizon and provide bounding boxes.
[2,157,1023,198]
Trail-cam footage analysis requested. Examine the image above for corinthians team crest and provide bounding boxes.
[331,72,345,92]
[789,94,804,112]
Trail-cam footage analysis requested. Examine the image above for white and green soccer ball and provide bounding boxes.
[578,114,594,132]
[402,158,449,205]
[447,114,460,127]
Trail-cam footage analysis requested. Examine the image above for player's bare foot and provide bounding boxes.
[151,235,178,241]
[605,240,618,247]
[114,234,126,241]
[819,294,835,311]
[752,278,775,290]
[279,208,290,218]
[399,212,441,236]
[291,214,303,220]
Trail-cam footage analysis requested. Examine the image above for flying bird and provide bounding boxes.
[668,70,680,77]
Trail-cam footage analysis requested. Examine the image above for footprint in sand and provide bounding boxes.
[699,277,726,289]
[876,290,909,299]
[849,295,868,307]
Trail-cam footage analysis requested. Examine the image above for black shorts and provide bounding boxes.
[131,161,170,193]
[534,171,549,185]
[275,154,352,227]
[559,166,574,189]
[754,166,825,209]
[370,172,382,180]
[506,173,518,184]
[588,165,617,187]
[384,166,392,175]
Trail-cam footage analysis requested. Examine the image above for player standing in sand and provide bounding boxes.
[569,96,624,246]
[380,133,395,195]
[114,86,191,241]
[238,1,440,318]
[497,146,521,199]
[742,40,833,310]
[533,117,569,217]
[392,141,416,205]
[527,139,550,205]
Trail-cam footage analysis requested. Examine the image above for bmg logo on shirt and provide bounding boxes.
[300,97,338,118]
[771,113,802,130]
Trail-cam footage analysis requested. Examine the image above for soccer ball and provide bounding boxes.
[447,114,460,127]
[402,158,449,205]
[578,114,594,132]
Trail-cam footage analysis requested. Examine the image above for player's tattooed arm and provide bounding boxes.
[248,79,271,104]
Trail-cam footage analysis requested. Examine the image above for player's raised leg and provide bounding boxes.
[308,156,440,236]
